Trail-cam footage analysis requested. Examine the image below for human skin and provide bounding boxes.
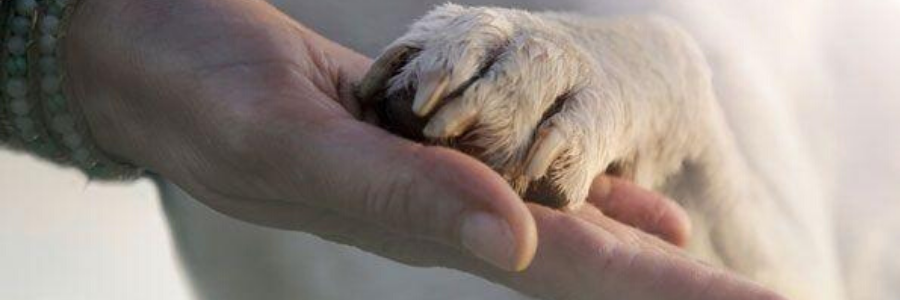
[61,0,785,298]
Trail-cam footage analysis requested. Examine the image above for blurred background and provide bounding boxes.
[0,152,191,299]
[2,0,899,299]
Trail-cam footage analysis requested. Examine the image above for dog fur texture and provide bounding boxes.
[356,5,841,299]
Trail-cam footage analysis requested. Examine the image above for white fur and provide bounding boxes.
[383,7,715,207]
[374,5,842,299]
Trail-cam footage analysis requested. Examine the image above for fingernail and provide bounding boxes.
[460,211,521,271]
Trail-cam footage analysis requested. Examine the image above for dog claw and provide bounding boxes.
[525,127,566,179]
[358,45,414,102]
[423,100,477,139]
[412,70,450,117]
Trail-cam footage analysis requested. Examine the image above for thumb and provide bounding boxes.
[297,119,537,271]
[247,25,538,271]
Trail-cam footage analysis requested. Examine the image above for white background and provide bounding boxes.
[0,152,192,299]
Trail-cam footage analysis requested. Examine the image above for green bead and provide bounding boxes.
[11,17,30,36]
[49,5,62,16]
[87,164,112,178]
[6,78,28,98]
[39,35,56,55]
[51,114,76,134]
[7,36,27,56]
[49,1,66,15]
[15,0,38,16]
[18,128,39,142]
[5,57,27,76]
[71,147,90,163]
[39,56,57,74]
[35,141,60,158]
[25,140,42,152]
[10,99,31,116]
[41,16,60,33]
[46,94,68,112]
[62,132,83,149]
[14,116,34,132]
[42,75,60,94]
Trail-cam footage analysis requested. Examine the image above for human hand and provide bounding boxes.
[63,0,783,299]
[66,0,538,271]
[471,176,785,300]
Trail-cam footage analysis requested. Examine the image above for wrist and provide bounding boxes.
[0,0,144,178]
[62,0,163,170]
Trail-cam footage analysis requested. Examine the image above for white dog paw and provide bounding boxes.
[359,5,697,209]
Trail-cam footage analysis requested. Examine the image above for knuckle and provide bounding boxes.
[364,169,417,228]
[361,147,434,232]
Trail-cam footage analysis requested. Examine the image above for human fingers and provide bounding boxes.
[585,176,693,247]
[509,204,785,300]
[255,118,538,272]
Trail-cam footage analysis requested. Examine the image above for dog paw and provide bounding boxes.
[358,5,695,209]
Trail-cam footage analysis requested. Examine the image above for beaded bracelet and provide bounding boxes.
[0,0,12,144]
[2,0,60,158]
[0,0,143,180]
